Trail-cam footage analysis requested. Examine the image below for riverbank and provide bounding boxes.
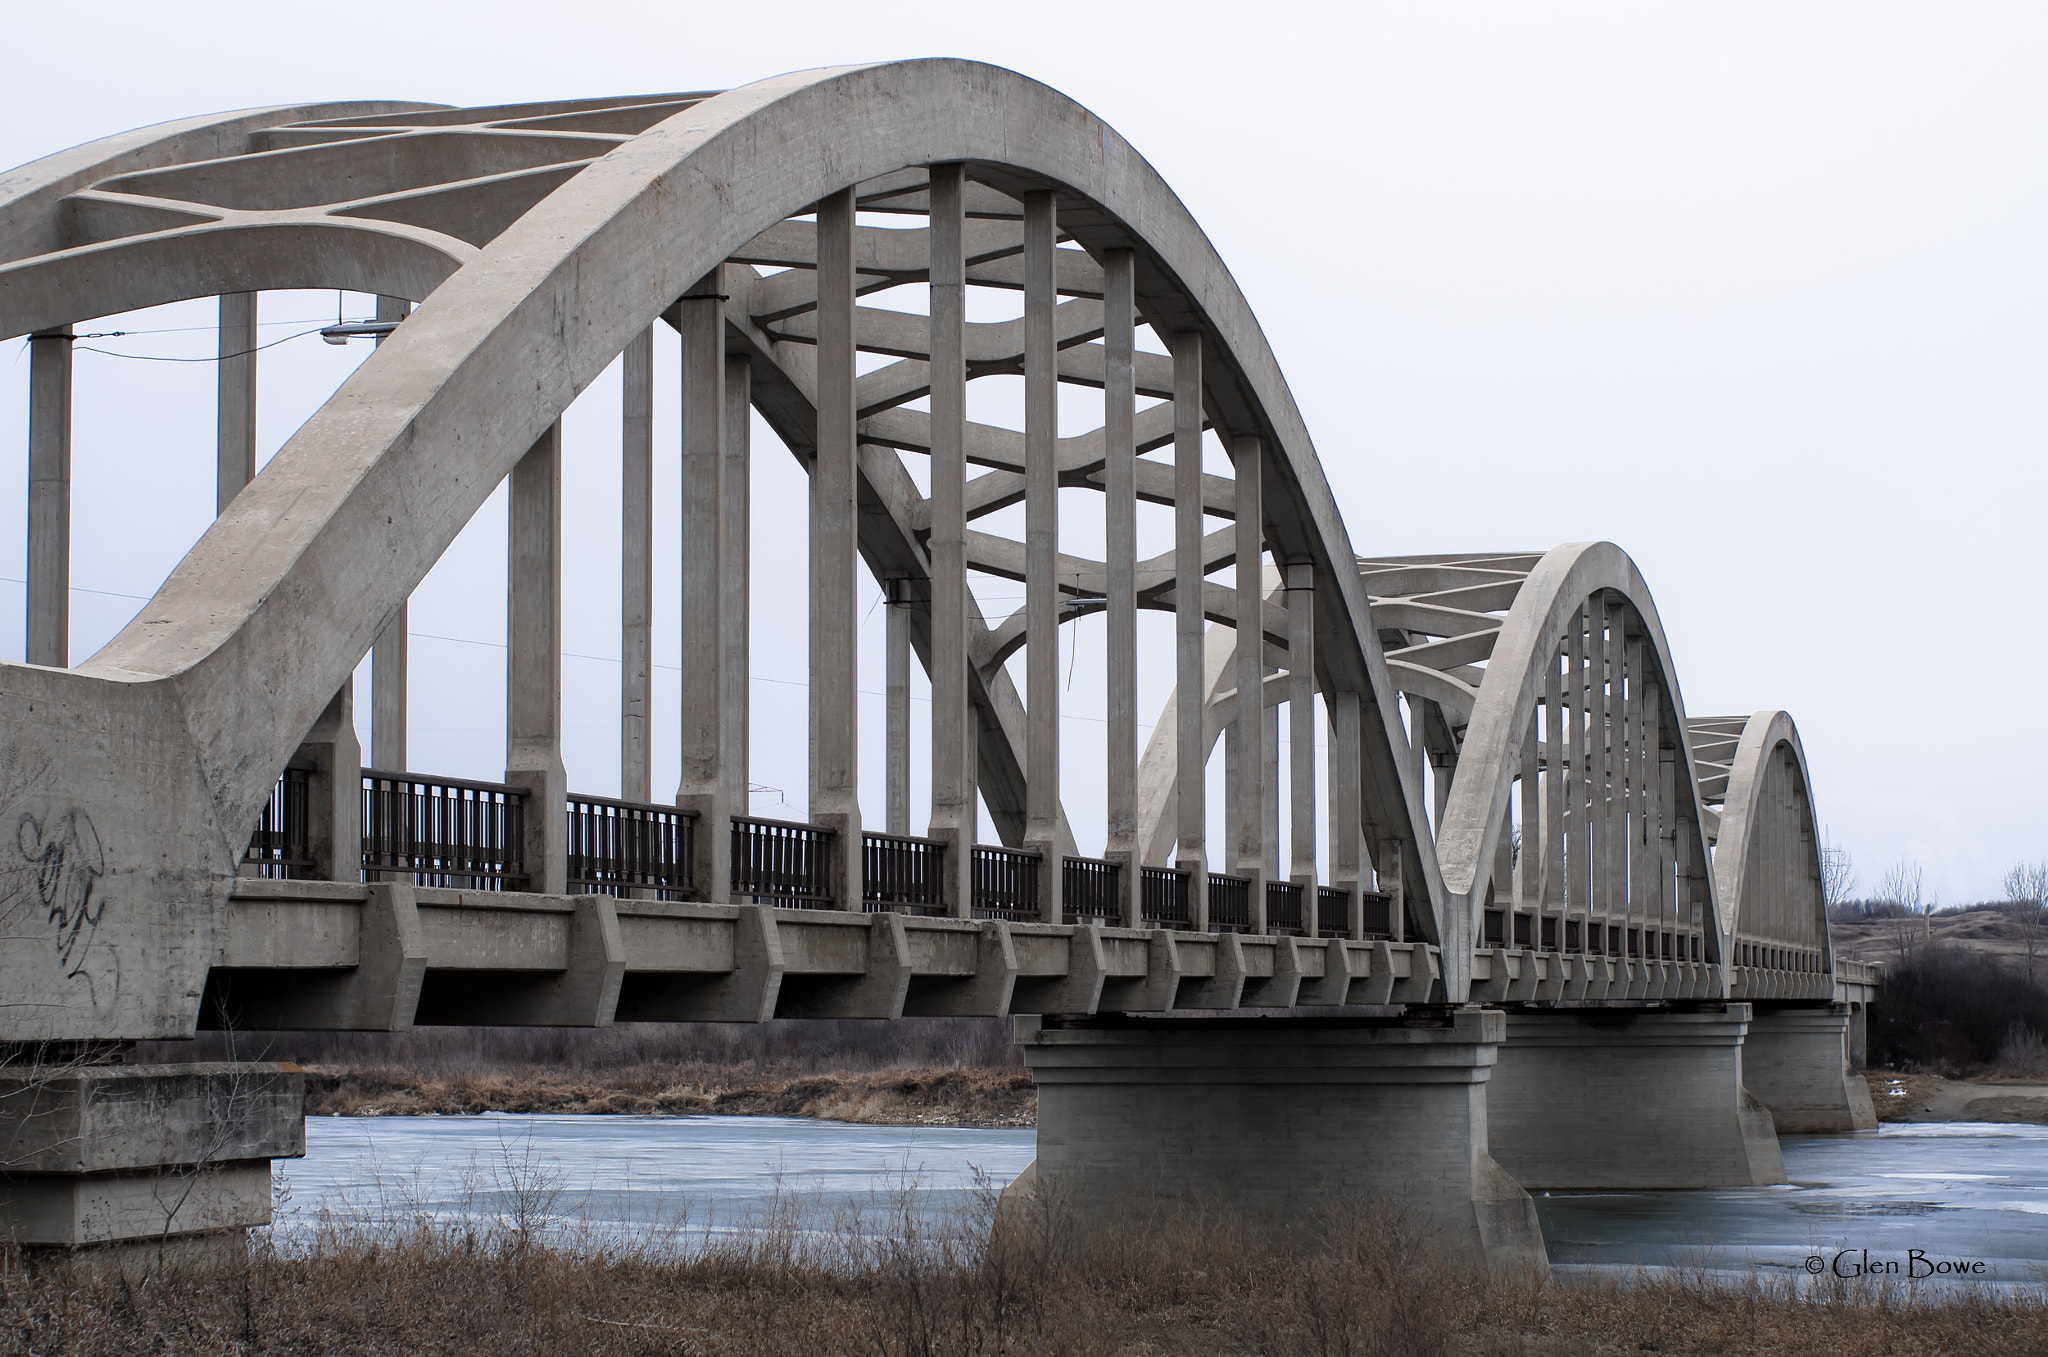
[12,1200,2046,1357]
[304,1063,1036,1127]
[1867,1070,2048,1124]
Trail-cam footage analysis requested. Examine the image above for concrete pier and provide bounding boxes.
[1742,1005,1878,1133]
[1487,1006,1785,1189]
[0,1061,304,1274]
[1015,1010,1547,1274]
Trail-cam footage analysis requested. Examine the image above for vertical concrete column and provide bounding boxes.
[1230,435,1266,928]
[1170,330,1208,927]
[1543,648,1564,917]
[506,423,566,895]
[619,326,654,802]
[1021,190,1062,920]
[677,272,730,899]
[885,579,911,834]
[1014,1011,1547,1274]
[1517,709,1539,911]
[811,188,862,905]
[369,297,412,773]
[1102,249,1140,929]
[216,292,257,513]
[1569,608,1591,939]
[25,325,72,668]
[296,682,362,882]
[1379,838,1407,943]
[1327,688,1364,938]
[926,165,973,918]
[723,351,752,815]
[1287,564,1317,895]
[1488,1007,1786,1188]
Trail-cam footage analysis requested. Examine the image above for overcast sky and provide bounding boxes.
[2,2,2043,904]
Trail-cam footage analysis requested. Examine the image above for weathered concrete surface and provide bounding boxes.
[1015,1009,1547,1274]
[0,1062,303,1258]
[1488,1007,1786,1189]
[1743,1006,1878,1133]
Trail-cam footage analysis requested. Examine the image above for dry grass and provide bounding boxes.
[3,1179,2044,1357]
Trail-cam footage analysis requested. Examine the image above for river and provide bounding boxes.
[277,1115,2048,1284]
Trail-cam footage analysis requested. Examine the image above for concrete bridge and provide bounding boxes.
[0,61,1876,1272]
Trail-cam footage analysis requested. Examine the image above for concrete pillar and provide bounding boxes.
[1102,250,1140,928]
[0,1062,304,1276]
[677,273,731,899]
[885,579,911,835]
[1021,190,1062,919]
[1171,330,1207,926]
[1014,1011,1547,1274]
[811,188,862,905]
[295,682,361,883]
[926,165,973,919]
[1848,1002,1868,1069]
[1743,1006,1878,1132]
[1287,564,1316,894]
[216,292,257,513]
[506,423,566,896]
[1487,1007,1787,1189]
[723,351,752,816]
[620,326,654,803]
[1231,435,1266,928]
[1327,689,1364,938]
[369,297,411,772]
[26,325,71,668]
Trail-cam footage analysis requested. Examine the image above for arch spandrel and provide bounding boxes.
[0,59,1439,1037]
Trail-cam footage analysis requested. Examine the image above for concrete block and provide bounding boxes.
[1488,1007,1785,1189]
[908,919,1020,1015]
[615,903,783,1022]
[1015,1009,1545,1275]
[1742,1006,1878,1133]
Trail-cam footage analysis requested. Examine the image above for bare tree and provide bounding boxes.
[2003,861,2048,988]
[1879,859,1926,965]
[1820,828,1857,911]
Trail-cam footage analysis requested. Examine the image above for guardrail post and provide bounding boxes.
[294,683,361,883]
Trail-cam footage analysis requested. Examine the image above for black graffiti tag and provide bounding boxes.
[17,809,109,1002]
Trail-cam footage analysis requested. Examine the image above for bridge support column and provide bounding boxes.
[1013,1010,1547,1274]
[26,325,71,669]
[0,1060,303,1276]
[1741,1005,1877,1132]
[1487,1006,1785,1189]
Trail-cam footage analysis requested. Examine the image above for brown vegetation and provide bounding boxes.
[3,1186,2043,1357]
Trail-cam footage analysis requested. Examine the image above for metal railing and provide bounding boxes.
[566,793,694,899]
[1062,856,1121,922]
[1361,891,1392,937]
[1316,885,1349,936]
[1207,873,1251,931]
[972,845,1040,920]
[1266,880,1304,933]
[864,831,947,914]
[1141,865,1190,925]
[246,766,313,879]
[362,769,527,890]
[731,816,834,906]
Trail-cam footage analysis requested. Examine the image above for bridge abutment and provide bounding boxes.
[1487,1006,1786,1189]
[1741,1005,1878,1133]
[1013,1009,1547,1275]
[0,1060,304,1276]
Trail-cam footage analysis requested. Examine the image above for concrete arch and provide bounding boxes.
[1708,711,1835,997]
[0,60,1436,1038]
[1425,542,1722,1000]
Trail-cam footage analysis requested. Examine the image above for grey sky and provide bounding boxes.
[2,2,2043,903]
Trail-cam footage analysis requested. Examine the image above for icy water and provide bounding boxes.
[281,1115,2048,1284]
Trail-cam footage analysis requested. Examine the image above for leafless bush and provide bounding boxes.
[1994,1019,2048,1077]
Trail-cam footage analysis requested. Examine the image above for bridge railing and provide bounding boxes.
[731,815,835,906]
[567,793,694,899]
[244,765,313,879]
[362,769,527,890]
[863,831,947,915]
[1207,873,1251,931]
[972,845,1040,920]
[1265,880,1304,933]
[1141,866,1191,925]
[1062,856,1121,923]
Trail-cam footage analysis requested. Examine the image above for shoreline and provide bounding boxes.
[304,1063,1037,1128]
